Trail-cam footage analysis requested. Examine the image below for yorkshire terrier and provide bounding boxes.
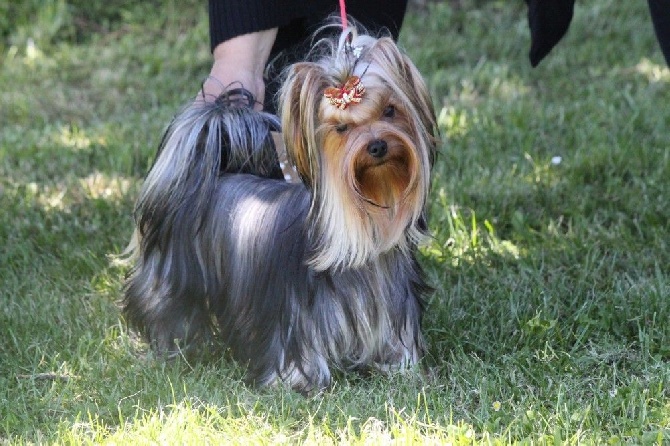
[123,26,438,393]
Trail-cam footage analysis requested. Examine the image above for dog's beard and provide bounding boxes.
[306,127,428,272]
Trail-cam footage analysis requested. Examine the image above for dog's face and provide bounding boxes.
[319,70,425,212]
[280,32,437,269]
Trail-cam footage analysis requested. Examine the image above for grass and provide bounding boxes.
[1,0,669,443]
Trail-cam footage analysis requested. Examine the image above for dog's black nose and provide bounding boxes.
[367,139,388,158]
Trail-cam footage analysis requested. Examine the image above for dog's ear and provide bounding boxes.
[279,62,326,188]
[373,38,438,166]
[402,52,438,167]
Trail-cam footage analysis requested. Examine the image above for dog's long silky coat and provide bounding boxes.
[123,27,437,392]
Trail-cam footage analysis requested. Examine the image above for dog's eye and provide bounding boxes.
[335,123,349,133]
[382,105,396,118]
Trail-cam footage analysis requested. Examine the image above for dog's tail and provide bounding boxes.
[136,100,282,245]
[123,101,282,351]
[141,100,281,220]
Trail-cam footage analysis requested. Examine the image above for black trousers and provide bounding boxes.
[266,0,409,112]
[527,0,670,67]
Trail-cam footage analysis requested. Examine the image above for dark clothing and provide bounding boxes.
[525,0,575,67]
[648,0,670,66]
[526,0,670,67]
[208,0,408,112]
[209,0,407,51]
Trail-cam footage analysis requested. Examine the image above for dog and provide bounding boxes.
[123,26,438,393]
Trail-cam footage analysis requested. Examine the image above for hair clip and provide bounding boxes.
[324,75,365,110]
[341,29,364,60]
[346,43,363,60]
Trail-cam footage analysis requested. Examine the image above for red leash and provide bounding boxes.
[339,0,348,29]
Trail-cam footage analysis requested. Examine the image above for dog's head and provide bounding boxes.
[280,27,438,270]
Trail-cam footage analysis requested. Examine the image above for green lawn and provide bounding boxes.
[2,0,669,444]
